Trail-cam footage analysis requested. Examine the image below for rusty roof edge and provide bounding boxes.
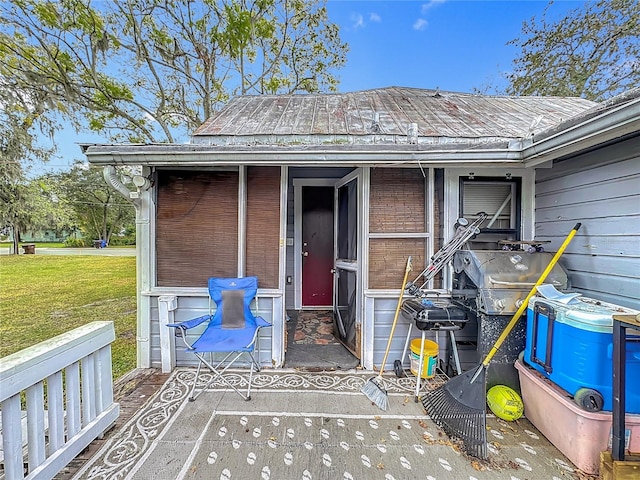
[188,133,519,146]
[527,88,640,143]
[522,92,640,167]
[81,89,639,165]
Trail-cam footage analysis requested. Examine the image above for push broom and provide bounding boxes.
[362,256,412,410]
[421,223,582,459]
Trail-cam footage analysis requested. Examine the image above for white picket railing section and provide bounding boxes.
[0,321,120,480]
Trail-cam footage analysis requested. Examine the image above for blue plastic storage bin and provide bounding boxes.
[523,295,640,414]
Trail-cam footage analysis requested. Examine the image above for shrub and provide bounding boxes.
[108,235,136,246]
[64,237,86,248]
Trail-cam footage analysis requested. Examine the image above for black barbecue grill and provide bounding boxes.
[401,299,468,332]
[399,299,468,400]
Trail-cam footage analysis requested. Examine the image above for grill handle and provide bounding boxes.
[488,277,537,287]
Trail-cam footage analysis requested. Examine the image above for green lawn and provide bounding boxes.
[0,242,134,249]
[0,255,137,380]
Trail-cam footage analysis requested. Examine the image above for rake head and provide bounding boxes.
[421,365,488,459]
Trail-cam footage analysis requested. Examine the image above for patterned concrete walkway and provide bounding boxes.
[71,369,596,480]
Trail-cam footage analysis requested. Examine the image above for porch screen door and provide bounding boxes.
[333,173,360,356]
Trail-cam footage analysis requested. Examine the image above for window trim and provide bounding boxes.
[458,176,522,240]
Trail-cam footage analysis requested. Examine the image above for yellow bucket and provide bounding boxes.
[409,338,438,379]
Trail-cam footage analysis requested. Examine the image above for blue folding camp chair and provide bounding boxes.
[167,277,271,401]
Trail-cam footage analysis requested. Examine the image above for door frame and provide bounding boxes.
[333,169,363,358]
[293,178,336,310]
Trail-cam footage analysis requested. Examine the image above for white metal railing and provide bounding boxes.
[0,321,120,480]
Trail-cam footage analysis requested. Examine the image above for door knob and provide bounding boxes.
[302,251,309,256]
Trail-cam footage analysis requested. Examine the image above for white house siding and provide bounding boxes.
[149,294,276,368]
[534,136,640,310]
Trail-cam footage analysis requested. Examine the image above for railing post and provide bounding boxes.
[158,295,177,373]
[1,395,23,479]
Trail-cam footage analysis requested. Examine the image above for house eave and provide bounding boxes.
[521,93,640,167]
[83,144,524,168]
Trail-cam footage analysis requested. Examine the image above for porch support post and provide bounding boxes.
[158,295,177,373]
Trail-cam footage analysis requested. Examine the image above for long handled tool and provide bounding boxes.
[362,256,412,410]
[421,223,582,459]
[406,213,488,297]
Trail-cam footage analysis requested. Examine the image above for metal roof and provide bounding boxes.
[193,86,596,146]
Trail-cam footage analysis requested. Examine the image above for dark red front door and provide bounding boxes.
[302,186,334,307]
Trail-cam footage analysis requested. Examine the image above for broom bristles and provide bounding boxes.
[361,377,389,411]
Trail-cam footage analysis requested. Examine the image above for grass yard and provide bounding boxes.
[0,255,137,380]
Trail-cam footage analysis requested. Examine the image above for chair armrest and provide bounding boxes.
[167,315,211,349]
[255,316,272,328]
[167,314,211,330]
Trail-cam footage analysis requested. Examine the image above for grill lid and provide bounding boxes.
[453,250,568,291]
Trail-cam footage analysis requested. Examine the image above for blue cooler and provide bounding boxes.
[524,295,640,414]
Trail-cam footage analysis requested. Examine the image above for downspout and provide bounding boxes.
[103,166,151,369]
[103,166,139,206]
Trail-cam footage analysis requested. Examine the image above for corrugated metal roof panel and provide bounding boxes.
[193,87,596,145]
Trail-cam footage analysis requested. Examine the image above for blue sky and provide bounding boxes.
[326,0,584,93]
[43,0,586,172]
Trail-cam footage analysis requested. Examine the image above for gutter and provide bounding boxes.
[521,95,640,167]
[86,147,524,168]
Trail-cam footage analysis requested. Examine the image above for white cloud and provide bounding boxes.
[350,12,381,30]
[351,13,364,29]
[413,18,428,31]
[421,0,446,14]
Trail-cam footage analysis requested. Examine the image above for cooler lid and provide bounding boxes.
[529,295,640,333]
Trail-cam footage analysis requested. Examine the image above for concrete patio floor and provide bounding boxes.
[56,368,599,480]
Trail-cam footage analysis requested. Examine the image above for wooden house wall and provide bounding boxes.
[534,136,640,310]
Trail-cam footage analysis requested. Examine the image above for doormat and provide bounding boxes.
[293,310,341,345]
[70,369,589,480]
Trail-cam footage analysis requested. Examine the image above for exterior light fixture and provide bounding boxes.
[132,175,152,191]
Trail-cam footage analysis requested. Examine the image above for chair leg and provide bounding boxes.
[191,351,258,401]
[189,360,204,402]
[244,351,264,401]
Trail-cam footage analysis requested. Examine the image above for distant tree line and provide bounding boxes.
[1,0,347,253]
[0,163,135,250]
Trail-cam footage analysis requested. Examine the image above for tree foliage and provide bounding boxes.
[0,0,348,144]
[50,164,136,244]
[0,76,58,253]
[506,0,640,101]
